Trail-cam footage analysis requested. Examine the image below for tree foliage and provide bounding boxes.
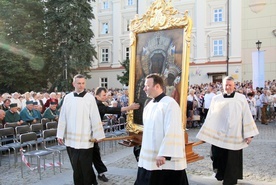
[0,0,47,93]
[0,0,97,93]
[44,0,97,91]
[117,59,130,86]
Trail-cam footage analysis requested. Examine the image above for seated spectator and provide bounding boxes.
[0,94,3,105]
[4,103,24,125]
[43,102,59,121]
[36,92,44,107]
[42,92,58,113]
[1,98,11,111]
[1,93,10,100]
[0,109,6,128]
[21,92,31,109]
[33,102,42,122]
[42,92,50,104]
[20,100,37,124]
[11,92,22,111]
[31,92,40,105]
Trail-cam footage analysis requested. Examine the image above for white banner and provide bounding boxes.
[252,51,265,89]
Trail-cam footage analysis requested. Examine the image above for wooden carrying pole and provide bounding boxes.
[89,135,134,143]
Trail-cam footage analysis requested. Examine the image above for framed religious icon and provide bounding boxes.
[126,0,193,134]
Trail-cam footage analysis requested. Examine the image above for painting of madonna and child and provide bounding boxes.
[133,28,185,125]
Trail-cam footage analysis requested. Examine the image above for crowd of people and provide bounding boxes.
[0,76,138,185]
[186,79,276,128]
[0,92,62,127]
[1,79,275,128]
[0,77,275,185]
[0,88,131,128]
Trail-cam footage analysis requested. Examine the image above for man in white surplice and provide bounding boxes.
[134,73,188,185]
[196,76,259,185]
[57,74,105,185]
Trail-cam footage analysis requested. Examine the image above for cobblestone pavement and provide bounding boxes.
[186,120,276,183]
[0,121,275,185]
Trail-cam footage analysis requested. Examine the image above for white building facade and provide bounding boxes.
[86,0,276,89]
[241,0,276,83]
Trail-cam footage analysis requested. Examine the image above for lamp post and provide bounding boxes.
[256,40,262,51]
[65,56,68,92]
[255,40,262,88]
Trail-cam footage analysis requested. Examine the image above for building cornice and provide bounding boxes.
[91,66,125,71]
[190,60,242,66]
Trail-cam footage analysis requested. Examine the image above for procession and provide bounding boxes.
[1,0,276,185]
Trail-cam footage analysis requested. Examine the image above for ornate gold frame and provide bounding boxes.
[126,0,193,134]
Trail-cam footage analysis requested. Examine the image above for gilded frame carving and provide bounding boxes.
[126,0,193,134]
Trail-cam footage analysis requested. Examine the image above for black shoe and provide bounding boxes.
[98,174,108,182]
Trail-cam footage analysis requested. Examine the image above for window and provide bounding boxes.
[101,48,109,63]
[103,1,109,9]
[213,40,223,56]
[214,8,223,22]
[102,23,109,34]
[125,47,130,60]
[100,77,108,88]
[127,0,134,6]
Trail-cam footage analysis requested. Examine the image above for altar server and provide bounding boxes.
[57,74,105,185]
[135,73,189,185]
[196,76,259,185]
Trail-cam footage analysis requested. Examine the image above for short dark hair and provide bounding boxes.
[146,73,164,88]
[4,99,11,103]
[95,87,107,95]
[73,74,86,82]
[247,92,253,97]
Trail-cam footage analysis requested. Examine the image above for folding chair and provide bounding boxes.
[43,129,66,172]
[20,132,55,180]
[30,123,44,144]
[41,118,50,130]
[16,125,40,154]
[15,125,31,140]
[0,145,10,168]
[4,122,18,129]
[0,128,12,168]
[46,122,58,129]
[0,127,28,164]
[102,121,118,154]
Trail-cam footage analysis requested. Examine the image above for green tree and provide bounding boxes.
[44,0,97,91]
[0,0,47,93]
[117,59,130,86]
[0,0,97,93]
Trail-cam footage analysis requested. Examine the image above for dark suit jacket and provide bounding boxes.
[95,98,121,120]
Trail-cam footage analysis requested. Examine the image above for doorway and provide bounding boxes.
[212,75,223,83]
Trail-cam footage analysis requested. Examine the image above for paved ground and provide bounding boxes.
[0,121,275,185]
